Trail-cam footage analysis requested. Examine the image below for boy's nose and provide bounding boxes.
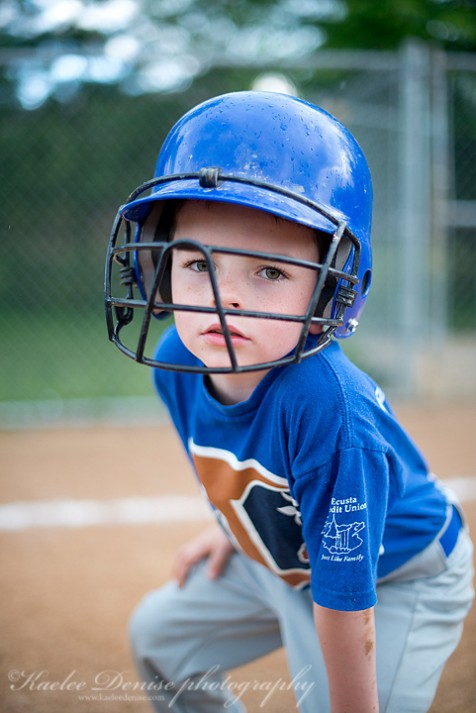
[211,270,242,310]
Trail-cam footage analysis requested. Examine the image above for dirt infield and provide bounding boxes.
[1,403,475,712]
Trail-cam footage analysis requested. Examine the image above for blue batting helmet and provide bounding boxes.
[105,90,373,372]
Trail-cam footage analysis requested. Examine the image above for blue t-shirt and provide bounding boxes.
[153,327,448,611]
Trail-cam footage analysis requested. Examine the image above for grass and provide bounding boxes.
[1,310,155,403]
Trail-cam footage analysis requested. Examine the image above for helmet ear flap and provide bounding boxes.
[134,201,180,310]
[315,232,354,321]
[315,231,335,318]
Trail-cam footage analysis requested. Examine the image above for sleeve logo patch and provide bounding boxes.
[321,497,367,563]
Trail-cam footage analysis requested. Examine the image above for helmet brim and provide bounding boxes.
[120,177,339,235]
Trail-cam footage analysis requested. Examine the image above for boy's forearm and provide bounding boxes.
[313,603,379,713]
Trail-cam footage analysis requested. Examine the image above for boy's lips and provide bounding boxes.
[202,323,249,342]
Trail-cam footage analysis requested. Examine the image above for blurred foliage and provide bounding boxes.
[321,0,476,51]
[2,0,474,51]
[0,0,474,112]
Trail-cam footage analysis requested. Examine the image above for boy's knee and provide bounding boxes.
[129,585,176,660]
[129,593,150,653]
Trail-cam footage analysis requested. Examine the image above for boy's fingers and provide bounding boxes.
[174,550,199,588]
[206,546,232,580]
[173,524,233,586]
[175,549,227,587]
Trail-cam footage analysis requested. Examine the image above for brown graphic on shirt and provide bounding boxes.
[191,449,311,588]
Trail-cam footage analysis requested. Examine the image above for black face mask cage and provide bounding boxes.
[105,170,361,374]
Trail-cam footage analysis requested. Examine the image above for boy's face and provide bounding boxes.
[170,200,320,378]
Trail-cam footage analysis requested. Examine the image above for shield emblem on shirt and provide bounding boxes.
[191,441,311,588]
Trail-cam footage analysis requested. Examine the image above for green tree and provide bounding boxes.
[320,0,476,51]
[0,0,473,109]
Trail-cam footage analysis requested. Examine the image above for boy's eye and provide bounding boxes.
[260,266,286,281]
[187,259,210,272]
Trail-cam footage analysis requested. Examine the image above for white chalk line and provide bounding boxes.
[0,496,211,532]
[0,477,475,532]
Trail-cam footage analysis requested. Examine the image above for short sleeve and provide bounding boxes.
[293,447,392,611]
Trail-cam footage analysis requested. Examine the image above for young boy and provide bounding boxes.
[105,91,474,712]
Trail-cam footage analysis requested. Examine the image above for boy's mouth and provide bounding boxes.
[203,323,248,341]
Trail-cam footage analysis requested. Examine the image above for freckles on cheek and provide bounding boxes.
[172,279,195,304]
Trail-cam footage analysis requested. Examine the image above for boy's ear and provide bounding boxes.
[309,324,323,335]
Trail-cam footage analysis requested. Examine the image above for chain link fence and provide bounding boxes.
[1,41,475,426]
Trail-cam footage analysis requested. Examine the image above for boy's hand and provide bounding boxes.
[173,522,235,588]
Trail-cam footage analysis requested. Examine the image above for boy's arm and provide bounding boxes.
[313,603,379,713]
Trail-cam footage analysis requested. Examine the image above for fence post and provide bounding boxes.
[397,39,432,396]
[429,46,449,346]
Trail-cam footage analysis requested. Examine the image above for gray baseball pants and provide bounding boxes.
[129,522,473,713]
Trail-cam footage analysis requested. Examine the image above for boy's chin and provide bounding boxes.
[202,354,288,374]
[200,353,263,373]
